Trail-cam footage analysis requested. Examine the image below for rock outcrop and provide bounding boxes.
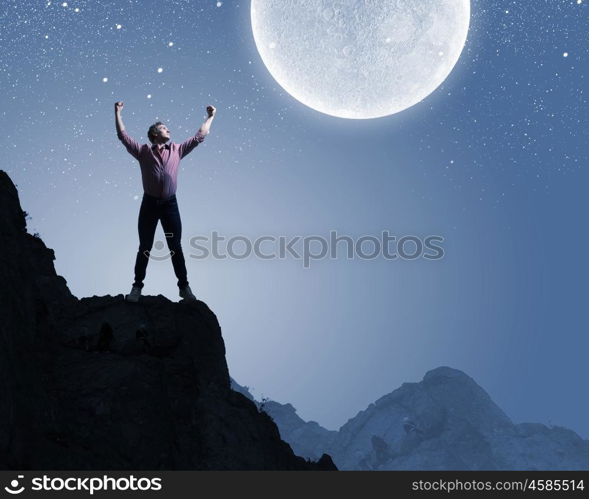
[0,170,336,470]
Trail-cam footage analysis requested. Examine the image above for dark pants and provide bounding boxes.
[132,193,189,290]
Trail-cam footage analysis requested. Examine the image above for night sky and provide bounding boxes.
[2,0,588,438]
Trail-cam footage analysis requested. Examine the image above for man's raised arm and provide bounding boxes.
[199,105,216,136]
[115,101,140,160]
[179,105,216,159]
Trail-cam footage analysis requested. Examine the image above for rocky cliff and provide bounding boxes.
[0,170,335,470]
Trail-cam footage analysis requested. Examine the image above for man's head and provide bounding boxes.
[147,122,171,144]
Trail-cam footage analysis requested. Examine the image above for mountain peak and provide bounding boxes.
[423,366,471,382]
[261,365,589,470]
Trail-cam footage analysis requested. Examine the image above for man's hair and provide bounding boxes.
[147,121,165,144]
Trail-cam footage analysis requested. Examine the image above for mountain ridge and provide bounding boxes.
[233,366,589,470]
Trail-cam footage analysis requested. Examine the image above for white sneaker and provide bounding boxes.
[125,285,142,302]
[179,285,197,302]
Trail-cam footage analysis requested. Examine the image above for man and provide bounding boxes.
[114,101,216,302]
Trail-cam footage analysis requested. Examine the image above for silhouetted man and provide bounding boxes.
[114,101,216,302]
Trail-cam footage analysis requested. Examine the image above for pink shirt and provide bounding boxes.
[117,129,207,199]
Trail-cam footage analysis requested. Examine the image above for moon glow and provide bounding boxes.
[251,0,470,119]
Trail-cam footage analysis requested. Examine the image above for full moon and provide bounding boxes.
[251,0,470,119]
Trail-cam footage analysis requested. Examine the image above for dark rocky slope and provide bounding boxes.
[230,379,338,462]
[0,170,335,470]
